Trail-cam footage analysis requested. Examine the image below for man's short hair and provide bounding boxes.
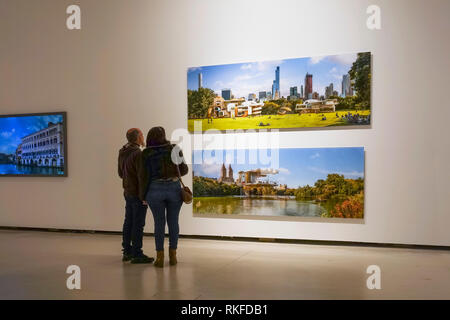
[126,128,140,143]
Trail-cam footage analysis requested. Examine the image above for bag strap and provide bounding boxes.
[175,162,186,188]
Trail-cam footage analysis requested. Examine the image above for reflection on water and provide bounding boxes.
[0,164,64,176]
[194,196,327,217]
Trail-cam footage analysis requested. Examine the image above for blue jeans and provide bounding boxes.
[122,195,147,257]
[146,180,183,251]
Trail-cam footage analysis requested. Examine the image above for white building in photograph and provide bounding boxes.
[295,99,337,113]
[227,100,263,118]
[16,122,65,168]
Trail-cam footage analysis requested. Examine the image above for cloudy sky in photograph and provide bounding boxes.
[0,115,63,154]
[193,147,364,188]
[187,53,358,99]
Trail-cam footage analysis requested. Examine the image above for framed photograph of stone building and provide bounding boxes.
[0,111,67,177]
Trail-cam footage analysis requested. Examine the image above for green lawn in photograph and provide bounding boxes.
[188,110,370,132]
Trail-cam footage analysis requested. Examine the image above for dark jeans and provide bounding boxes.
[146,180,183,251]
[122,195,147,257]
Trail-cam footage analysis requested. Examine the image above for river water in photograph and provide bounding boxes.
[0,164,64,176]
[193,196,327,217]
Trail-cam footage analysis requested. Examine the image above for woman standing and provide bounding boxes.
[138,127,188,267]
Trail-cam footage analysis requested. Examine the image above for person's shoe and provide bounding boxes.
[154,250,164,268]
[169,249,177,266]
[130,254,155,264]
[122,253,132,262]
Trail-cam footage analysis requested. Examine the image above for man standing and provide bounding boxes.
[118,128,154,264]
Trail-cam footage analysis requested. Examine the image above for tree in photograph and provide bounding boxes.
[193,176,241,197]
[261,101,280,115]
[187,88,216,119]
[349,52,371,109]
[327,193,364,218]
[295,174,364,218]
[336,96,357,110]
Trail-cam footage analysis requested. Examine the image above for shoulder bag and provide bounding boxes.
[175,163,193,204]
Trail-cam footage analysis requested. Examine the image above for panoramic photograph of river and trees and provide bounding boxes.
[193,147,365,219]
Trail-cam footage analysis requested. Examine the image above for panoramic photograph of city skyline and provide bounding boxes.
[187,52,371,132]
[193,147,365,219]
[0,113,66,176]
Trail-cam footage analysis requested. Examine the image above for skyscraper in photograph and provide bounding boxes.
[272,66,280,99]
[290,86,298,99]
[198,73,202,89]
[300,85,304,99]
[274,91,280,99]
[259,91,267,100]
[221,89,232,100]
[305,73,313,99]
[275,66,280,92]
[341,73,353,97]
[325,83,334,98]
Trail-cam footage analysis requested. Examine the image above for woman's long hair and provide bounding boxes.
[146,126,169,147]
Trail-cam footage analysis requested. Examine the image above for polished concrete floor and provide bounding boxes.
[0,230,449,299]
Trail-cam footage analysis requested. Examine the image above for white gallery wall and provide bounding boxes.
[0,0,449,246]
